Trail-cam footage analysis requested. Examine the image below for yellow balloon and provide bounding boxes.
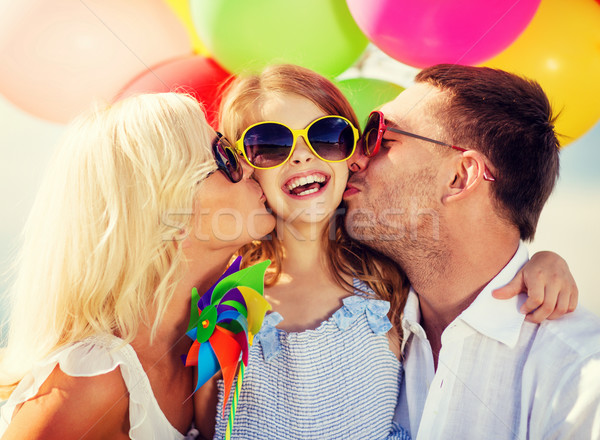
[483,0,600,146]
[164,0,210,55]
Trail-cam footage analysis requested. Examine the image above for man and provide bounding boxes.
[343,64,600,439]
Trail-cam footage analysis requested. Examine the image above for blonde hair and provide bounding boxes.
[0,93,217,398]
[220,64,409,338]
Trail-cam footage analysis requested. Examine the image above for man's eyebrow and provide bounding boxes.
[383,117,407,132]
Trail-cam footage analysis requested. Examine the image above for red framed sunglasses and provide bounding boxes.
[361,111,496,182]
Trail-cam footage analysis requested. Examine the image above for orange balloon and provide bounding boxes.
[0,0,190,123]
[483,0,600,145]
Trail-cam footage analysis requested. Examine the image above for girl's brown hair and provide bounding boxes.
[219,64,408,337]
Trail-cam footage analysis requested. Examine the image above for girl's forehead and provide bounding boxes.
[257,93,327,127]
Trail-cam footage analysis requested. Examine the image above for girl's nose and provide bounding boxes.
[289,136,315,165]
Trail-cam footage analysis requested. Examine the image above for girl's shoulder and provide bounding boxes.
[254,280,394,362]
[331,280,393,335]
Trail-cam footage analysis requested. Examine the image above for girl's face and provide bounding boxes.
[188,161,276,252]
[251,94,350,227]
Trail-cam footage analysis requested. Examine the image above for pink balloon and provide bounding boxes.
[0,0,190,123]
[346,0,541,68]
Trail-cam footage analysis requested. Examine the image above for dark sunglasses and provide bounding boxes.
[212,132,243,183]
[362,111,495,181]
[235,115,359,169]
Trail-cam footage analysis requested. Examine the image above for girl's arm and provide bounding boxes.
[493,251,578,323]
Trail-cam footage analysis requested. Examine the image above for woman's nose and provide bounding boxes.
[240,156,254,179]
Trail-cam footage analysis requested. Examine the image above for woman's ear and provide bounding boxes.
[443,151,488,203]
[179,228,191,248]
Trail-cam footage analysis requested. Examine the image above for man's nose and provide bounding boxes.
[348,143,370,172]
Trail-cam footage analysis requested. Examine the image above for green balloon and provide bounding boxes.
[336,77,405,129]
[190,0,368,78]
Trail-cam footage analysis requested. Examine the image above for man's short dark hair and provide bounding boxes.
[416,64,560,240]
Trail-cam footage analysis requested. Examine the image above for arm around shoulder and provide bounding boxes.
[2,365,130,440]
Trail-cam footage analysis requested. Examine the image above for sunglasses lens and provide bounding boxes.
[243,123,294,168]
[362,113,380,157]
[307,117,356,161]
[213,136,243,183]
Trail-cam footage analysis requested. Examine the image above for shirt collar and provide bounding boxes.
[401,242,530,351]
[401,288,424,353]
[459,241,529,348]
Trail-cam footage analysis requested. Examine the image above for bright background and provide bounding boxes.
[1,0,599,323]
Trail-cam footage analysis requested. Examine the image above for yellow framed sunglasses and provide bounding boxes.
[235,115,359,169]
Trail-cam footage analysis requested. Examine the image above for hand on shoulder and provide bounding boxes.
[492,250,578,322]
[3,364,129,440]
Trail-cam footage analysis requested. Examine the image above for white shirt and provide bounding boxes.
[395,242,600,439]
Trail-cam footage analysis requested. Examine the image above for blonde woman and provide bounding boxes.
[0,93,275,439]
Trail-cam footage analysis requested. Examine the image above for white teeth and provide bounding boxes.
[297,187,319,196]
[285,173,327,191]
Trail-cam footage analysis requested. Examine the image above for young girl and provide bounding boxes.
[0,93,274,439]
[202,65,577,439]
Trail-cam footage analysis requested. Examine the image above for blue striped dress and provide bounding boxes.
[214,280,411,440]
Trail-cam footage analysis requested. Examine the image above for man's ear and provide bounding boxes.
[443,151,488,203]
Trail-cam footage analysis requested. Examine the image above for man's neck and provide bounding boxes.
[406,233,520,367]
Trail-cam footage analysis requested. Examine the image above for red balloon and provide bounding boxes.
[116,55,233,128]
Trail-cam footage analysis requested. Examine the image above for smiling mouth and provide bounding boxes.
[283,172,330,197]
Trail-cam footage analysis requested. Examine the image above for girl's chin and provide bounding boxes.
[282,207,337,227]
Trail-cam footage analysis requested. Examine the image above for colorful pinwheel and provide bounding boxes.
[183,256,271,435]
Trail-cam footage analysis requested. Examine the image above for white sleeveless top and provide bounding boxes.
[0,335,198,439]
